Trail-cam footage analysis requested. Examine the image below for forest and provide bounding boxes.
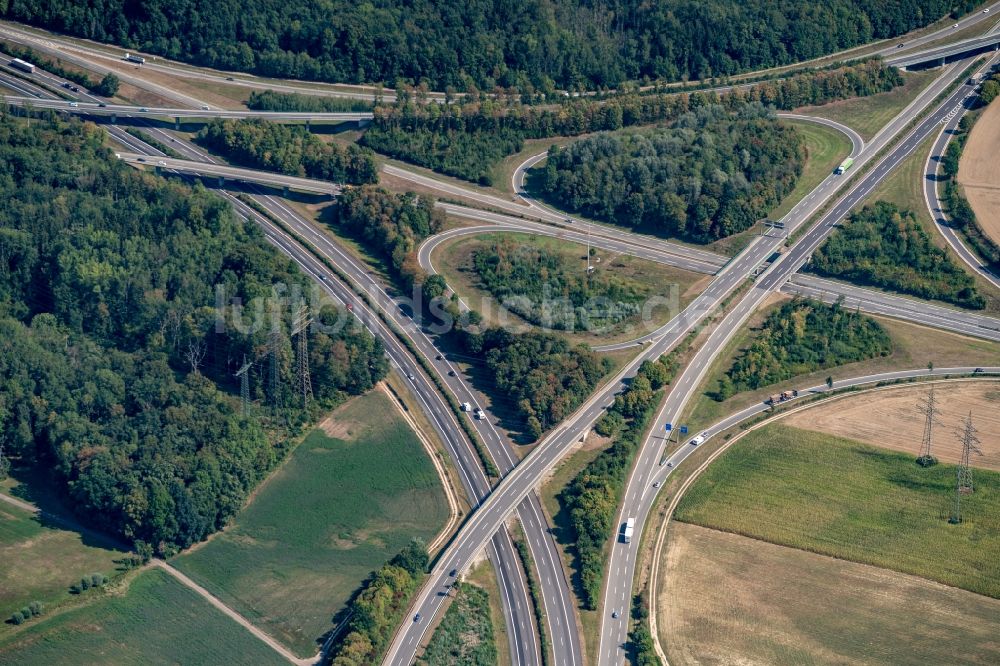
[0,113,388,554]
[197,118,378,184]
[363,60,901,186]
[559,352,679,608]
[471,237,644,332]
[715,299,892,399]
[811,202,985,309]
[462,327,612,440]
[2,0,971,90]
[539,105,804,241]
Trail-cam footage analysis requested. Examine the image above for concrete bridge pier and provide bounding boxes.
[175,117,181,130]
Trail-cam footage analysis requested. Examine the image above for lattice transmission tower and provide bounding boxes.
[949,412,983,524]
[235,356,253,416]
[916,385,940,467]
[292,305,313,408]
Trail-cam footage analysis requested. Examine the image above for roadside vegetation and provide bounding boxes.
[418,583,497,666]
[713,299,892,400]
[246,90,374,113]
[944,79,1000,271]
[558,350,680,607]
[674,424,1000,597]
[172,391,449,656]
[0,567,287,665]
[198,118,378,183]
[537,106,804,242]
[0,114,387,556]
[329,185,445,290]
[364,61,902,186]
[461,327,612,440]
[4,1,959,91]
[811,202,985,309]
[326,541,429,666]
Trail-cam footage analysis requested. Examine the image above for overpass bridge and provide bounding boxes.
[116,152,341,196]
[887,32,1000,69]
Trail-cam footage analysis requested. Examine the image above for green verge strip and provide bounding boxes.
[786,59,984,247]
[124,128,185,159]
[236,194,501,480]
[513,527,552,666]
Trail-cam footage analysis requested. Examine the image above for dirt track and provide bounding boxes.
[785,380,1000,470]
[959,100,1000,248]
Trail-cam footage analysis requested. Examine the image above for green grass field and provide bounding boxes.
[675,424,1000,597]
[796,70,940,139]
[172,390,449,657]
[0,474,129,630]
[418,582,497,666]
[0,567,286,665]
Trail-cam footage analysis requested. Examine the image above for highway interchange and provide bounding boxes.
[2,17,999,666]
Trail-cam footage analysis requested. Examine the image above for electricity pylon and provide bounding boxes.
[950,412,982,524]
[235,356,253,416]
[292,305,313,408]
[916,385,940,466]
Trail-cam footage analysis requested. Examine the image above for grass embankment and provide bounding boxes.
[435,231,707,346]
[419,582,498,666]
[763,120,853,219]
[172,390,449,656]
[679,296,1000,439]
[0,567,286,665]
[0,475,128,631]
[795,70,940,140]
[674,424,1000,597]
[660,522,1000,666]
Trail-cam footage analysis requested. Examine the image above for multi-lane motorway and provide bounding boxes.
[5,18,999,666]
[595,55,998,665]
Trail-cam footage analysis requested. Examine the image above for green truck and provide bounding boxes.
[835,157,854,174]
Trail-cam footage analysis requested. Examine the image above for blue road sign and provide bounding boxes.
[665,423,673,431]
[680,425,688,434]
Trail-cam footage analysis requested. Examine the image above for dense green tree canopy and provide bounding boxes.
[0,114,387,552]
[812,202,985,309]
[539,105,804,241]
[2,0,968,90]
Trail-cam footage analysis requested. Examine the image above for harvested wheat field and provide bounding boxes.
[659,523,1000,666]
[959,100,1000,247]
[785,380,1000,470]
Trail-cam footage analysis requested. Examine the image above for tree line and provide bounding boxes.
[0,113,388,554]
[559,351,679,608]
[197,118,378,184]
[1,0,962,91]
[245,90,373,113]
[328,541,428,666]
[539,105,803,242]
[714,299,892,400]
[811,202,985,309]
[940,94,1000,271]
[362,60,902,186]
[461,327,612,441]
